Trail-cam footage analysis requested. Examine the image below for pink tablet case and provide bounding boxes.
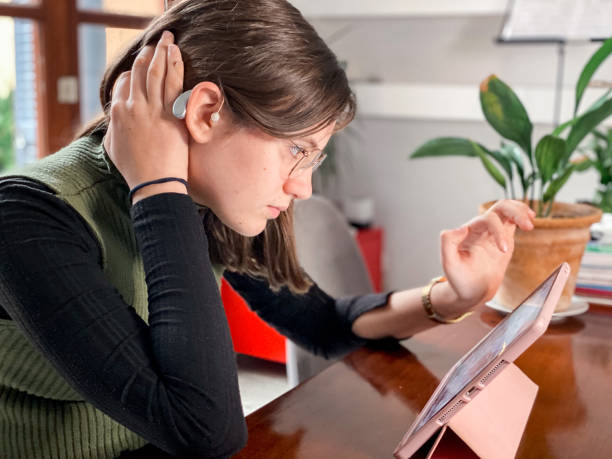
[406,363,538,459]
[395,263,569,458]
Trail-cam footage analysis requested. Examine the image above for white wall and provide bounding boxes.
[311,15,608,86]
[302,12,610,291]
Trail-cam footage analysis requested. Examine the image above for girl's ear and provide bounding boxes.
[184,82,224,144]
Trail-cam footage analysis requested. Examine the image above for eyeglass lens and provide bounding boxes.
[290,150,327,176]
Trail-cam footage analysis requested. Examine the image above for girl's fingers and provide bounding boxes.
[108,71,131,158]
[440,226,468,267]
[129,45,155,102]
[464,213,508,253]
[483,212,509,252]
[492,200,535,231]
[164,44,184,110]
[147,31,174,105]
[112,71,131,106]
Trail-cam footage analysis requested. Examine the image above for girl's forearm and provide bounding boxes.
[351,282,465,340]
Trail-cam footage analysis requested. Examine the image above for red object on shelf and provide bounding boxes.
[354,227,384,293]
[221,227,384,363]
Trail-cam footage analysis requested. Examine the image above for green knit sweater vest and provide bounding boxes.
[0,135,223,458]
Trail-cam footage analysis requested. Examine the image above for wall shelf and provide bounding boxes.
[290,0,507,19]
[352,82,610,125]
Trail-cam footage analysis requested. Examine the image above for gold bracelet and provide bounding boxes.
[421,276,473,324]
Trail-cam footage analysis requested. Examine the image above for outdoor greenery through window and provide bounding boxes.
[0,15,15,172]
[0,15,38,172]
[0,89,13,172]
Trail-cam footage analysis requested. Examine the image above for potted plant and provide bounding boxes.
[580,127,612,212]
[410,37,612,311]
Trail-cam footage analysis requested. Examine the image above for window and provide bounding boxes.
[0,0,163,171]
[0,15,39,170]
[0,1,39,5]
[78,0,161,16]
[78,24,152,124]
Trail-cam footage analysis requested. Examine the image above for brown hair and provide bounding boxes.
[79,0,356,293]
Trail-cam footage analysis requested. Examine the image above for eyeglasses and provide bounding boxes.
[288,141,327,177]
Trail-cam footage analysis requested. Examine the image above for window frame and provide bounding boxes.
[0,0,160,157]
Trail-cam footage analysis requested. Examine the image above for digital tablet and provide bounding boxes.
[393,263,570,458]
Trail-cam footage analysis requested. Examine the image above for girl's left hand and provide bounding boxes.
[439,199,536,312]
[104,31,188,192]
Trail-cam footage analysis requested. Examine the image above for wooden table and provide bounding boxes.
[234,304,612,458]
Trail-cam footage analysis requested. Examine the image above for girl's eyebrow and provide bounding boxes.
[299,138,321,151]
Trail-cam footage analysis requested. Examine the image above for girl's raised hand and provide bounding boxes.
[440,199,536,311]
[104,31,188,194]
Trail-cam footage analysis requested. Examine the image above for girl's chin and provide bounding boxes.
[226,218,268,238]
[207,206,267,237]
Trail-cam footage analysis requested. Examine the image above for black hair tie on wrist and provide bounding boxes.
[128,177,189,203]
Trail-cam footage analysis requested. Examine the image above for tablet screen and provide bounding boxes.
[412,270,559,433]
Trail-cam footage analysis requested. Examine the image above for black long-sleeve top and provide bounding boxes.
[0,177,392,457]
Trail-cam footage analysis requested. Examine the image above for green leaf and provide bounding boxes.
[596,132,612,184]
[527,171,537,187]
[554,89,612,137]
[410,137,486,158]
[474,142,506,189]
[500,142,524,169]
[573,157,594,172]
[593,129,609,141]
[501,142,526,182]
[575,37,612,115]
[535,135,567,183]
[588,88,612,112]
[543,165,575,202]
[480,75,533,159]
[552,119,577,138]
[489,149,513,181]
[566,97,612,156]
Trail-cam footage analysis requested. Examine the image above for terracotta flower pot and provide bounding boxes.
[479,201,602,312]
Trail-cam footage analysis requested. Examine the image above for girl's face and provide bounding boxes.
[187,118,335,237]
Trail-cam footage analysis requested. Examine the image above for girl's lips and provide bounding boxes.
[267,206,281,218]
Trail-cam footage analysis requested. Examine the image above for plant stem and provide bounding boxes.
[537,200,543,216]
[544,200,554,216]
[537,179,544,217]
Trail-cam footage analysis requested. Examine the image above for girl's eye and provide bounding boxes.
[289,144,303,157]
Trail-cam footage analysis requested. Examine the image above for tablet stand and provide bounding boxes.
[411,363,538,459]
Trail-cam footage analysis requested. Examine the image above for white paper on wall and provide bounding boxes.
[501,0,612,42]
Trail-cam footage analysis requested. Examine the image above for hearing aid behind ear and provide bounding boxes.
[172,90,192,119]
[172,89,224,123]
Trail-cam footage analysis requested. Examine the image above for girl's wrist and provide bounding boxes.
[131,181,188,205]
[429,281,471,319]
